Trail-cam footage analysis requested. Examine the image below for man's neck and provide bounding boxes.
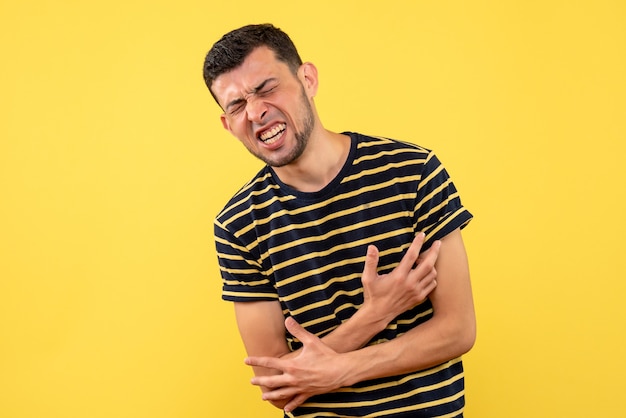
[272,129,351,193]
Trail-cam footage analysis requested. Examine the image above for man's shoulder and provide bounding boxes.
[215,166,274,224]
[347,132,433,164]
[348,131,431,153]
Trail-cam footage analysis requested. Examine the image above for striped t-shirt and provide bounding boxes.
[215,132,473,417]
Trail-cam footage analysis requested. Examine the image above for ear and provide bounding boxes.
[298,62,319,98]
[220,113,231,132]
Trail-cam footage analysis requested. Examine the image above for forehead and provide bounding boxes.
[211,46,293,107]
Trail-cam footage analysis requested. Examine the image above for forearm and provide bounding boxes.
[234,299,391,410]
[234,301,292,409]
[283,235,440,359]
[339,310,475,387]
[339,229,476,385]
[247,308,476,413]
[282,305,389,360]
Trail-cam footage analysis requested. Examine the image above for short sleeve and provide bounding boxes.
[214,219,278,302]
[414,151,473,248]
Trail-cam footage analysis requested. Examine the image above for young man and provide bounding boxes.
[203,24,476,417]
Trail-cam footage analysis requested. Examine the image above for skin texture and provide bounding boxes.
[211,46,476,413]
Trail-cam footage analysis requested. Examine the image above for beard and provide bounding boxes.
[255,85,315,168]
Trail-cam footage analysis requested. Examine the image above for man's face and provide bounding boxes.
[211,46,316,167]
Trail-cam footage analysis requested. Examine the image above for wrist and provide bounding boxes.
[353,303,392,335]
[320,301,393,354]
[336,349,375,388]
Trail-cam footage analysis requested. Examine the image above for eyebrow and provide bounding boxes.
[225,78,278,112]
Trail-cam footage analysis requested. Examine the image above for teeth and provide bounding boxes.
[259,124,286,144]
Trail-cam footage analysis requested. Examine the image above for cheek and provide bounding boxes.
[221,115,248,137]
[226,118,255,143]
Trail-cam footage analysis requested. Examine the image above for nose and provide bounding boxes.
[246,98,268,123]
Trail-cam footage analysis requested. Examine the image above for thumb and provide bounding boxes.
[285,316,318,345]
[362,245,380,281]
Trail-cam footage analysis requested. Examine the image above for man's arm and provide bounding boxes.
[233,232,441,409]
[246,228,476,412]
[344,227,475,380]
[233,300,291,409]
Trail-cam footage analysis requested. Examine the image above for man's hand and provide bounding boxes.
[360,232,441,326]
[245,317,349,413]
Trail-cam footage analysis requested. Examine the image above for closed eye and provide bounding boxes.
[227,101,246,116]
[225,78,279,116]
[225,97,245,116]
[258,85,277,96]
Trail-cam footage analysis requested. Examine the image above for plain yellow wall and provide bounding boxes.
[1,1,625,417]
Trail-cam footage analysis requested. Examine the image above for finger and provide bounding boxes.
[405,266,436,301]
[245,355,282,371]
[415,266,437,284]
[283,393,310,413]
[361,244,380,283]
[415,241,433,263]
[418,278,438,301]
[395,232,426,275]
[409,256,438,288]
[416,240,441,270]
[261,386,299,401]
[284,317,319,346]
[251,373,290,389]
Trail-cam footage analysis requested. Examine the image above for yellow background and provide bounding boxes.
[1,1,625,417]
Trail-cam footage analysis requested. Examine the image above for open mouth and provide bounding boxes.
[258,123,286,144]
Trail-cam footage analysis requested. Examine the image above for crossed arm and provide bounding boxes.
[233,229,476,412]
